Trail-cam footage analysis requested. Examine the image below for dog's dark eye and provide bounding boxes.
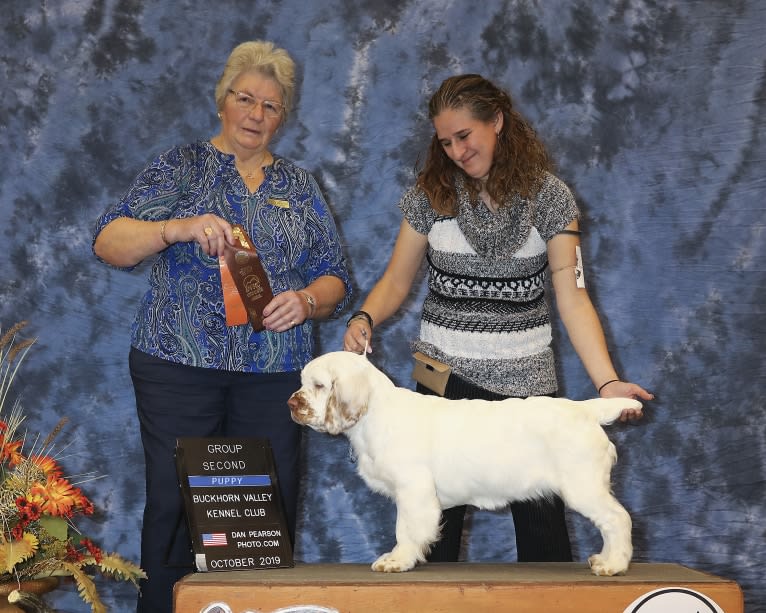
[313,383,325,391]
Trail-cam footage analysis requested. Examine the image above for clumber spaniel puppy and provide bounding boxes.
[288,351,641,576]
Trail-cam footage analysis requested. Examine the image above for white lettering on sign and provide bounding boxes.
[207,444,244,454]
[206,508,242,519]
[201,460,247,470]
[192,493,241,503]
[209,557,256,569]
[207,476,246,486]
[243,493,272,502]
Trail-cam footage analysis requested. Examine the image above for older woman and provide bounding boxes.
[94,41,350,613]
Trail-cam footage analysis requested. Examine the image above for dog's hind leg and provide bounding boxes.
[588,497,632,576]
[560,475,632,576]
[371,478,441,572]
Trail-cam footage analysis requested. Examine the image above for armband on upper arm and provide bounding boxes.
[574,245,585,288]
[551,245,585,288]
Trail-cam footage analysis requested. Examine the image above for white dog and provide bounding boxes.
[288,351,641,576]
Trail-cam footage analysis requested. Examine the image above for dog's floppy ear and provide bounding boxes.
[323,363,371,434]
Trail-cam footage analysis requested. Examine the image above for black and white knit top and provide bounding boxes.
[400,172,579,397]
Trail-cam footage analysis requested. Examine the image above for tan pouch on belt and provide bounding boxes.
[411,351,451,396]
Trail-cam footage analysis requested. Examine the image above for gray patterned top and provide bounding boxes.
[400,173,579,396]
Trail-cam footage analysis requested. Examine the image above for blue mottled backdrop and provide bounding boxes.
[1,1,764,611]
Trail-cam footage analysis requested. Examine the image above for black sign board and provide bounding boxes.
[175,437,293,572]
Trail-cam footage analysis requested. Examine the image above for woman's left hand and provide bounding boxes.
[600,381,654,422]
[262,290,310,332]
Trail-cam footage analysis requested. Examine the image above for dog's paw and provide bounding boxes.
[588,554,629,576]
[371,551,417,573]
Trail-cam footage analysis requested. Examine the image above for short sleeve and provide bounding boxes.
[92,145,191,240]
[91,145,193,270]
[397,185,438,235]
[534,173,580,243]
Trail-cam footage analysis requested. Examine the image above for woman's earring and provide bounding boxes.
[217,112,222,119]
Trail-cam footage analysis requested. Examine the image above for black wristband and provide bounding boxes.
[598,379,620,394]
[346,310,373,329]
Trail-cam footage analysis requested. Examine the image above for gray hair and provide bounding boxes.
[215,41,296,120]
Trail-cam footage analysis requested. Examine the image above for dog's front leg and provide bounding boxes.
[372,477,441,572]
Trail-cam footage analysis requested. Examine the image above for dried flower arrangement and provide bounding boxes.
[0,321,146,612]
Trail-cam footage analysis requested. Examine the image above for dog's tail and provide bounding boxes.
[583,398,643,425]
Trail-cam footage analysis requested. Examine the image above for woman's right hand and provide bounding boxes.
[343,319,373,354]
[163,214,235,258]
[340,219,427,356]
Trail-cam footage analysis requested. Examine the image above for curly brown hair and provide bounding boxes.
[417,74,551,215]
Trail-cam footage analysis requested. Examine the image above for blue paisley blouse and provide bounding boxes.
[93,141,351,373]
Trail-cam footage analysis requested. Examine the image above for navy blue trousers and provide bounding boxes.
[129,348,302,613]
[418,374,573,563]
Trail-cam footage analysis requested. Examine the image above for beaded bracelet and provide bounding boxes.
[346,310,373,329]
[598,379,620,394]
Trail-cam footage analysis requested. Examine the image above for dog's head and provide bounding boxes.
[287,351,374,435]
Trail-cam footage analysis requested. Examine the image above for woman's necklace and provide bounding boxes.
[236,152,269,182]
[238,161,263,181]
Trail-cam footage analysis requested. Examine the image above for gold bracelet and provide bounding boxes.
[160,219,171,246]
[299,291,316,317]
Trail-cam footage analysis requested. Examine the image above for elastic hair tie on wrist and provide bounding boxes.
[346,310,373,329]
[598,379,620,394]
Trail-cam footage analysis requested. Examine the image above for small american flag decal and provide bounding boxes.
[202,532,228,547]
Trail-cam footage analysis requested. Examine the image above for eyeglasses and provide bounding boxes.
[227,89,284,118]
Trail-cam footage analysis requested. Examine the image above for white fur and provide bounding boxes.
[288,351,639,576]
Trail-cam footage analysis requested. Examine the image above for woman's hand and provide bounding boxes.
[339,220,427,355]
[343,319,372,354]
[163,214,234,258]
[262,290,312,333]
[599,380,654,422]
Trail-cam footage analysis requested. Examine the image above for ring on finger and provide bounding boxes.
[204,226,214,236]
